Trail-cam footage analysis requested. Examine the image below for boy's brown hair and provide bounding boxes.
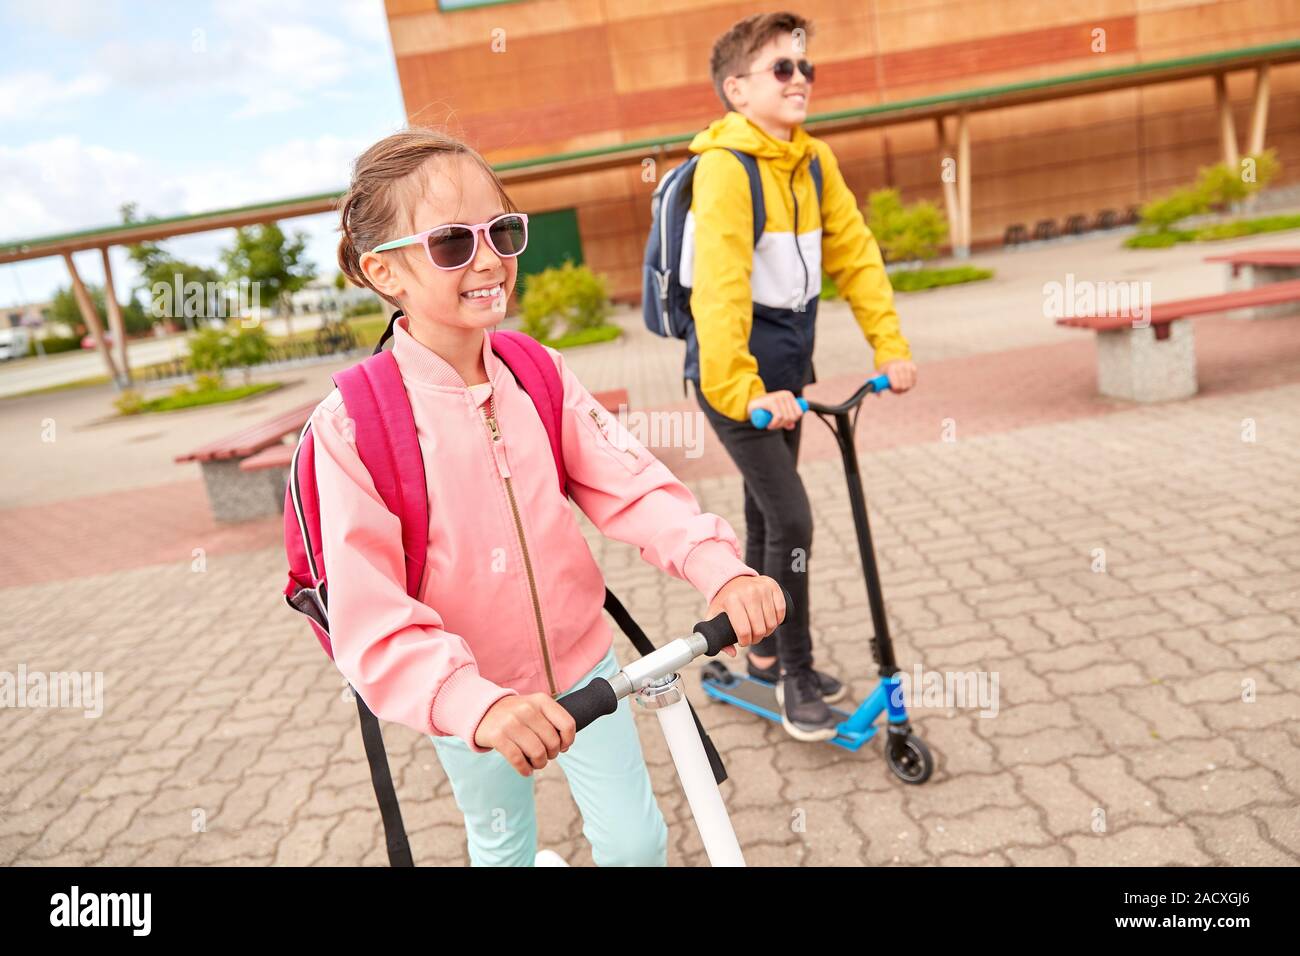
[337,127,518,306]
[709,11,813,111]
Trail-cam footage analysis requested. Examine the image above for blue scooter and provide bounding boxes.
[699,374,934,784]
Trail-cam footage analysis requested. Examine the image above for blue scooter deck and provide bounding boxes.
[699,673,877,751]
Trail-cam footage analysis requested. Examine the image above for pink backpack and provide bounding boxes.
[280,313,724,867]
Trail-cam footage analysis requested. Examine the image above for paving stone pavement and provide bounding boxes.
[2,378,1296,866]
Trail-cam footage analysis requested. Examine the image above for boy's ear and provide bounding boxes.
[723,74,746,111]
[359,250,406,301]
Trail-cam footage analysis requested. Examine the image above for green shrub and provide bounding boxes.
[1196,148,1280,207]
[1138,188,1208,233]
[866,189,948,263]
[1138,150,1281,234]
[519,262,612,341]
[193,373,224,393]
[114,389,146,415]
[186,322,272,384]
[28,335,82,356]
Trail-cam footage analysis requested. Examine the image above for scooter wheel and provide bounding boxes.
[886,734,934,785]
[701,660,733,687]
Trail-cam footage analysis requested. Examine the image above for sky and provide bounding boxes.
[0,0,409,308]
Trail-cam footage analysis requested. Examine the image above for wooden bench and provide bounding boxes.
[1204,249,1300,320]
[1057,278,1300,402]
[176,402,316,522]
[188,389,631,522]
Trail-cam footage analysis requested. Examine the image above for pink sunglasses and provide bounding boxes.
[371,212,529,271]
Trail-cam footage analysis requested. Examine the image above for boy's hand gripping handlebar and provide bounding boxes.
[749,373,891,429]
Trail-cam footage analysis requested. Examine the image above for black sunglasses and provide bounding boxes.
[735,57,815,84]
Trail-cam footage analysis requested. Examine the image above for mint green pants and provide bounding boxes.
[430,646,668,866]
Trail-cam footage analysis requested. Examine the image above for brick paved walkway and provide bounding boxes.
[2,377,1296,865]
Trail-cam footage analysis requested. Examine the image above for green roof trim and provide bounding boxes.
[5,37,1297,255]
[1,190,343,255]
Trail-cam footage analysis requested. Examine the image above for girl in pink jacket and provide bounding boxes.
[319,128,786,866]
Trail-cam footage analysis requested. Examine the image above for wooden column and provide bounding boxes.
[100,246,131,383]
[935,116,962,257]
[956,111,972,259]
[62,251,121,384]
[1247,64,1270,156]
[1214,73,1239,169]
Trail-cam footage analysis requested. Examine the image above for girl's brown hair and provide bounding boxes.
[337,127,518,306]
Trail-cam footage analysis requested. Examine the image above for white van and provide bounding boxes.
[0,327,31,361]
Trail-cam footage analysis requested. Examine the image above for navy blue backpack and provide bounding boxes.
[642,148,823,341]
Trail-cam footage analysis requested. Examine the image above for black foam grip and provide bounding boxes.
[557,678,618,732]
[694,587,794,656]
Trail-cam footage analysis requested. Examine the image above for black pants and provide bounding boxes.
[694,385,815,674]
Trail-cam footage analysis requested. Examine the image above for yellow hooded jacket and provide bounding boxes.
[685,111,911,420]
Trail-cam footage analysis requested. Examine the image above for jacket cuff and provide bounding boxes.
[873,343,912,367]
[430,664,516,753]
[682,539,759,605]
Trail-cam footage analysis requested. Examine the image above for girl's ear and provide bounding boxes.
[360,250,406,301]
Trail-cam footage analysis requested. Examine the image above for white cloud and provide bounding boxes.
[1,0,125,38]
[0,133,384,241]
[75,0,387,119]
[0,137,173,239]
[0,71,110,120]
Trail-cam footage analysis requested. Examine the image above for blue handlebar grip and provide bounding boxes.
[750,397,809,429]
[869,373,891,393]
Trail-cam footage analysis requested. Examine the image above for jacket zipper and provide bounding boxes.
[482,393,559,696]
[589,407,639,459]
[789,163,810,307]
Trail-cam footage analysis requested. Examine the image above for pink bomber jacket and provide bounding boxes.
[312,315,757,752]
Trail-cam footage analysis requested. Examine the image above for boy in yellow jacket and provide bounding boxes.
[688,11,917,740]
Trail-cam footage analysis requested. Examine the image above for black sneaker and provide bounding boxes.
[747,657,848,704]
[775,667,841,742]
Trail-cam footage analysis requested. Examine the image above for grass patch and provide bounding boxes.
[1125,213,1300,249]
[347,313,390,350]
[540,324,622,349]
[889,265,995,292]
[116,381,280,416]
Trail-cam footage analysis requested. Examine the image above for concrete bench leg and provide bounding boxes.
[1096,321,1197,402]
[199,460,289,523]
[1236,265,1300,320]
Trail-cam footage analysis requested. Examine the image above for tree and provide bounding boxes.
[49,284,150,337]
[121,203,224,330]
[221,222,316,337]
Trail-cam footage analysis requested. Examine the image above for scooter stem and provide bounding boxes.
[636,675,747,867]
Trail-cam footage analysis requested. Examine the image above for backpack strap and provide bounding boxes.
[718,148,822,242]
[332,346,426,869]
[334,351,429,599]
[722,148,765,246]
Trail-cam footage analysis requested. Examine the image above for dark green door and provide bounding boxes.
[516,208,583,291]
